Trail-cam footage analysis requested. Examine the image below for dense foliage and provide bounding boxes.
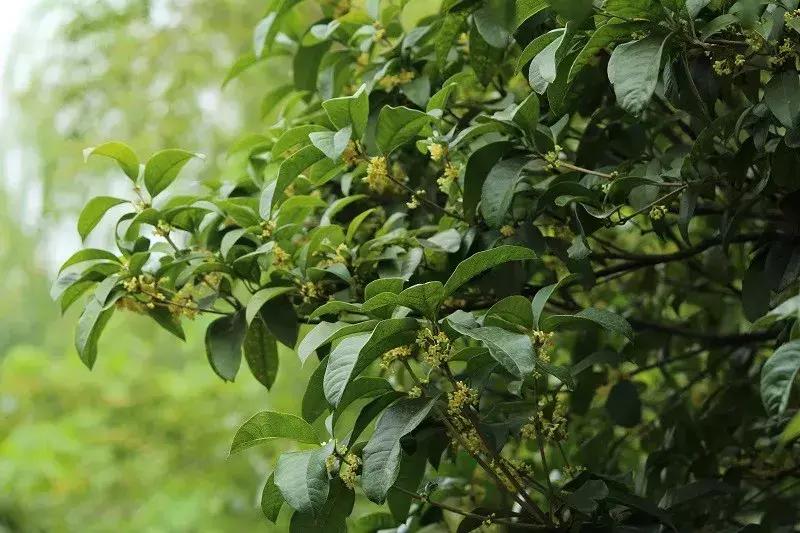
[57,0,800,530]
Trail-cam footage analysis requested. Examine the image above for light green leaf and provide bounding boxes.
[274,442,333,516]
[230,411,321,454]
[607,35,668,115]
[568,22,645,83]
[765,71,800,129]
[531,274,577,329]
[365,278,405,300]
[463,141,511,222]
[324,318,419,406]
[528,31,565,93]
[288,478,354,533]
[444,245,536,296]
[246,286,296,324]
[517,29,563,73]
[448,321,535,377]
[205,312,246,382]
[310,126,353,161]
[486,295,533,330]
[361,398,436,503]
[261,473,284,523]
[272,125,328,157]
[481,157,529,227]
[332,376,394,428]
[322,85,369,139]
[78,196,128,241]
[780,410,800,444]
[83,141,140,181]
[541,308,634,341]
[59,248,121,273]
[761,340,800,416]
[144,149,204,198]
[243,318,279,390]
[75,290,116,369]
[273,145,325,207]
[303,356,330,423]
[397,281,445,319]
[296,320,377,364]
[375,106,431,154]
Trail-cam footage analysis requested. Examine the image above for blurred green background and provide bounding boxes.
[0,1,308,531]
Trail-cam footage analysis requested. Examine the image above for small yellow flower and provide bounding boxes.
[408,386,421,398]
[447,381,478,415]
[364,156,389,193]
[260,220,276,239]
[272,245,292,269]
[649,205,667,221]
[428,143,447,162]
[338,453,361,489]
[154,220,172,237]
[500,225,516,237]
[380,345,413,371]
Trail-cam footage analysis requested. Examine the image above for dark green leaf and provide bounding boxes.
[444,245,536,296]
[761,340,800,416]
[230,411,320,454]
[244,317,279,390]
[144,149,204,198]
[205,312,246,382]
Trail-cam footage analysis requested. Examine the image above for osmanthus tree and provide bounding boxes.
[55,0,800,530]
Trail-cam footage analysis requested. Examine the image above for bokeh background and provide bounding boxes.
[0,1,309,530]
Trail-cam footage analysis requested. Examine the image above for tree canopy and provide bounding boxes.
[58,0,800,530]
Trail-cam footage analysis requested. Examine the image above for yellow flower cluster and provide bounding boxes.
[373,21,386,41]
[428,143,447,162]
[339,453,361,489]
[448,413,483,455]
[299,281,321,303]
[316,243,350,269]
[531,330,554,363]
[649,205,667,221]
[544,145,562,170]
[378,70,415,91]
[272,245,292,269]
[769,39,799,66]
[121,274,199,318]
[437,162,460,191]
[447,381,478,416]
[168,283,200,319]
[406,189,425,210]
[154,219,172,237]
[522,399,568,442]
[416,329,451,367]
[364,156,390,193]
[260,220,276,239]
[342,140,361,167]
[407,386,422,398]
[380,345,412,371]
[500,225,516,237]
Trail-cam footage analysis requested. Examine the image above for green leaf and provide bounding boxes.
[444,245,536,296]
[144,149,204,198]
[397,281,445,319]
[517,28,563,74]
[261,473,284,523]
[542,308,634,341]
[568,22,645,84]
[324,318,419,406]
[77,196,128,241]
[332,376,394,428]
[59,248,121,273]
[273,145,326,208]
[222,52,260,88]
[205,312,246,382]
[463,141,511,222]
[606,380,642,427]
[310,126,353,161]
[387,448,427,523]
[246,286,296,324]
[365,278,405,300]
[361,398,437,503]
[473,0,514,48]
[243,317,280,390]
[349,391,405,446]
[322,85,369,140]
[469,23,504,85]
[272,125,329,157]
[230,411,321,454]
[481,157,529,227]
[528,30,565,93]
[296,320,377,364]
[375,106,431,155]
[780,410,800,445]
[288,478,354,533]
[486,295,533,330]
[147,306,186,341]
[303,356,330,423]
[549,0,592,21]
[761,340,800,416]
[607,35,668,115]
[531,275,576,329]
[274,442,333,516]
[83,141,140,181]
[565,479,609,515]
[448,321,535,377]
[765,71,800,129]
[75,289,116,369]
[435,13,467,70]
